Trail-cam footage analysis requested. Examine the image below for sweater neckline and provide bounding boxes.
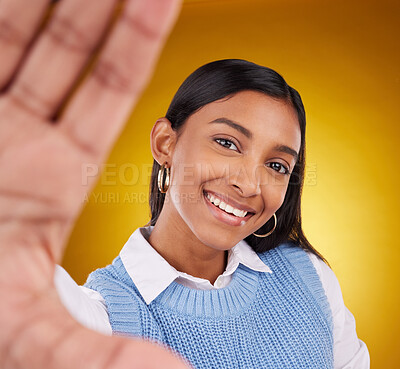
[151,263,260,318]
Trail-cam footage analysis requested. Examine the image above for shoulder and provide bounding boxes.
[85,256,144,303]
[257,242,331,283]
[258,241,320,275]
[305,251,341,301]
[86,256,133,288]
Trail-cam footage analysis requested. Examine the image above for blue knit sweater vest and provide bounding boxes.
[85,243,334,369]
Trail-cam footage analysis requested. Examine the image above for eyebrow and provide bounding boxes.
[209,117,253,139]
[209,117,299,161]
[273,144,299,162]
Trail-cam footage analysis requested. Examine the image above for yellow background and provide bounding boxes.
[62,0,400,367]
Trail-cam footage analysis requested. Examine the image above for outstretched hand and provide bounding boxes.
[0,0,189,368]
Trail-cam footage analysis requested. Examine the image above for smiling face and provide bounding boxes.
[154,90,301,251]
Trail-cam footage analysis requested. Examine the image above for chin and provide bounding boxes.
[189,222,242,251]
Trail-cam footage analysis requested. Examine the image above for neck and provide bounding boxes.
[148,205,227,285]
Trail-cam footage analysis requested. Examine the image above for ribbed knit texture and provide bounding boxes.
[85,243,334,369]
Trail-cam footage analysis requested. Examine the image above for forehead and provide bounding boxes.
[183,90,302,152]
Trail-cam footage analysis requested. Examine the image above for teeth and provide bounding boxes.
[225,204,234,213]
[206,192,248,218]
[219,201,227,210]
[233,208,243,217]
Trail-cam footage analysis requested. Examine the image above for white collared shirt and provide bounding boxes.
[55,226,369,368]
[120,226,272,304]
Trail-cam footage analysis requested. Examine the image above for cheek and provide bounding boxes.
[167,156,232,222]
[170,142,228,189]
[167,160,207,217]
[170,138,206,183]
[261,178,289,212]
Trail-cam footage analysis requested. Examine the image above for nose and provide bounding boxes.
[229,161,262,197]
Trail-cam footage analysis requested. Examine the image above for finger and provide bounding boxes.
[0,0,48,89]
[60,0,182,161]
[7,0,118,118]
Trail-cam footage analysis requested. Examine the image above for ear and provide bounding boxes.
[150,117,177,166]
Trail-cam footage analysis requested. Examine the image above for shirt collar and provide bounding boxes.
[119,226,272,305]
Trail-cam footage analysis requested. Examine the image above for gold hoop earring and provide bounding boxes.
[157,162,170,193]
[252,213,277,238]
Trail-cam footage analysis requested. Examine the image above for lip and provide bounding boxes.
[204,190,257,213]
[203,190,254,227]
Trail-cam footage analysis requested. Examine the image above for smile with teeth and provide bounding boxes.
[205,192,248,218]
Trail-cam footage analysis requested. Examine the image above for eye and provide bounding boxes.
[267,162,290,175]
[215,138,239,152]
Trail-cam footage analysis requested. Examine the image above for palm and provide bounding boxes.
[0,0,189,368]
[1,112,93,227]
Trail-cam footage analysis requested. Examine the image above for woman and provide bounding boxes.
[0,1,368,369]
[56,59,369,368]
